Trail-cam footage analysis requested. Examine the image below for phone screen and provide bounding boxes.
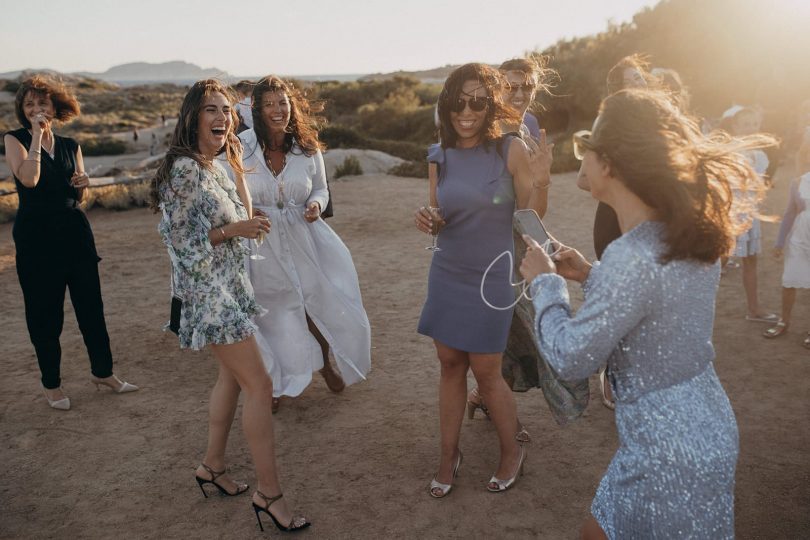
[513,209,555,254]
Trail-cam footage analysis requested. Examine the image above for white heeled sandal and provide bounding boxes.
[487,446,526,493]
[429,451,463,498]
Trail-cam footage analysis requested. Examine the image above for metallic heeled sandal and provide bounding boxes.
[429,450,463,498]
[487,446,526,493]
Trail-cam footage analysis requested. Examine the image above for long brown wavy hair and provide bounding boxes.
[149,79,244,211]
[591,89,776,263]
[14,75,81,129]
[437,63,520,149]
[251,76,323,156]
[606,54,653,95]
[498,55,556,99]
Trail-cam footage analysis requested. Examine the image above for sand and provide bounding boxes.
[0,170,808,539]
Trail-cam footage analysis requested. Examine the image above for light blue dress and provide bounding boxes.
[418,140,516,353]
[530,221,738,539]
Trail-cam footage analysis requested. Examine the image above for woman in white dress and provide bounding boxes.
[764,140,810,348]
[237,76,371,411]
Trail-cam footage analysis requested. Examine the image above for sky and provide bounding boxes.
[0,0,660,76]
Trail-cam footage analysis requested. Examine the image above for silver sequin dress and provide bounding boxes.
[530,221,739,539]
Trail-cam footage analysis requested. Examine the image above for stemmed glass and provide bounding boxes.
[250,231,266,260]
[425,206,444,252]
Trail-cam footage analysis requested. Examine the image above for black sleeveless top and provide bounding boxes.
[7,128,99,261]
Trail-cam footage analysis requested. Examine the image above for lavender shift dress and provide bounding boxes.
[418,139,516,353]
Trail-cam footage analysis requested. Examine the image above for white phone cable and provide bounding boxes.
[480,239,562,311]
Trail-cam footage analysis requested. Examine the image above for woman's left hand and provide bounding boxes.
[304,201,321,223]
[71,170,90,188]
[520,235,556,283]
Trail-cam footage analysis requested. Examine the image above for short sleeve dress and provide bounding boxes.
[418,139,517,353]
[158,157,263,350]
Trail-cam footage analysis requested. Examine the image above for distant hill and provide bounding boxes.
[359,65,462,84]
[0,61,228,85]
[78,61,227,83]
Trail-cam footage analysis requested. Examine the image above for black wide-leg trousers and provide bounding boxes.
[17,255,114,389]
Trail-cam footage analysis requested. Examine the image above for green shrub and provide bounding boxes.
[320,125,368,149]
[368,139,425,162]
[388,160,428,178]
[550,137,580,173]
[78,136,128,156]
[2,80,20,93]
[321,125,427,162]
[334,155,363,179]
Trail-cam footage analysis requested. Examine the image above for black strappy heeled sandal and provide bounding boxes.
[195,463,249,497]
[252,491,311,533]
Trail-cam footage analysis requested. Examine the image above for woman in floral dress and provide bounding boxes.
[150,79,309,532]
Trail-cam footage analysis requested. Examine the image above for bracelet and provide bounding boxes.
[219,227,227,241]
[532,182,551,190]
[29,149,41,155]
[24,157,41,163]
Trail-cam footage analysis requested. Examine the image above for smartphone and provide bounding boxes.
[513,209,555,255]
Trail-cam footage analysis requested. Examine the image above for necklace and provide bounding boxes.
[263,147,287,209]
[43,135,55,157]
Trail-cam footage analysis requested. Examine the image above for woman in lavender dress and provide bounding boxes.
[413,63,553,497]
[520,89,773,539]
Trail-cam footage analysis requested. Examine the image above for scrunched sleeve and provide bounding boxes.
[306,150,329,212]
[161,159,215,280]
[427,143,444,165]
[528,249,657,380]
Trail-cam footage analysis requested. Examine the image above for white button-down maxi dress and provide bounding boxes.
[229,129,371,397]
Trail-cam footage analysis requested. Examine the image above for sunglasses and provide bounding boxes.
[572,130,597,160]
[449,95,490,113]
[507,82,537,94]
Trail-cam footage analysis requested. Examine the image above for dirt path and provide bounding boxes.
[0,171,807,539]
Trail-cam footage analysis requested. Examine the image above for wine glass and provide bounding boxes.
[425,206,444,252]
[250,231,266,260]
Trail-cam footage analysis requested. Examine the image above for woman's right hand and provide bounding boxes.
[414,206,445,234]
[31,113,50,136]
[551,243,592,283]
[230,216,271,239]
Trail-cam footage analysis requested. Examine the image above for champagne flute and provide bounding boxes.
[250,231,266,260]
[425,206,444,252]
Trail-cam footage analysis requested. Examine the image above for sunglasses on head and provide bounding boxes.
[507,82,537,94]
[449,94,490,113]
[572,130,598,160]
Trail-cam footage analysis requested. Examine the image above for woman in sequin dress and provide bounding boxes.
[520,89,773,539]
[151,80,309,532]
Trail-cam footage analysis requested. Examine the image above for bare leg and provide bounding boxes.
[581,515,608,540]
[470,353,521,481]
[781,287,797,323]
[742,255,762,317]
[210,337,302,526]
[195,364,243,493]
[434,342,469,486]
[306,314,344,392]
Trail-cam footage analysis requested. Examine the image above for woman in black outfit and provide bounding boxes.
[4,75,137,410]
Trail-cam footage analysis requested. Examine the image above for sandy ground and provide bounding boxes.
[0,169,808,539]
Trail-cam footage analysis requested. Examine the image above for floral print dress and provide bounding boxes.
[159,157,264,350]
